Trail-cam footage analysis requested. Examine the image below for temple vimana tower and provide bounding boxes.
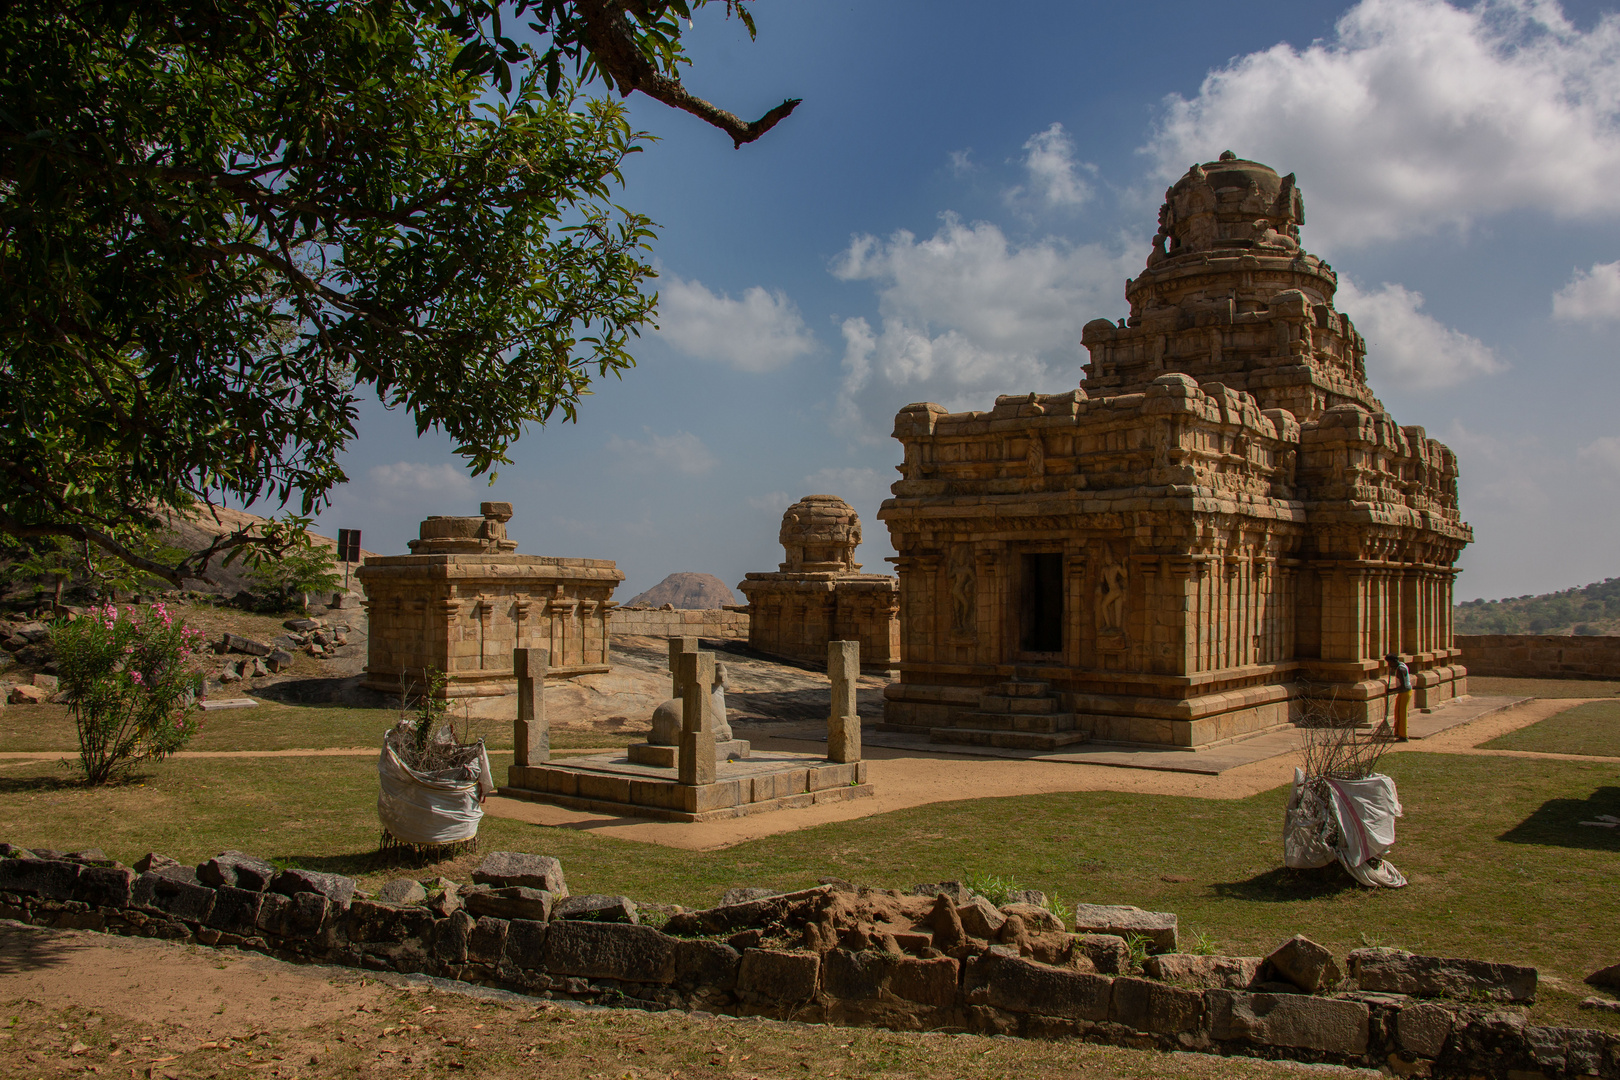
[879,153,1472,749]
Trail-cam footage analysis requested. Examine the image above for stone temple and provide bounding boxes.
[878,153,1472,749]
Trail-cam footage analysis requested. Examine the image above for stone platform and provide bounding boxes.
[501,750,871,822]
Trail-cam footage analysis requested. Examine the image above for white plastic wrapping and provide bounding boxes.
[376,739,495,846]
[1283,766,1407,888]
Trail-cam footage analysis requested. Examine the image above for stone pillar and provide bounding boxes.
[668,635,698,699]
[677,651,716,785]
[827,639,861,763]
[513,647,549,766]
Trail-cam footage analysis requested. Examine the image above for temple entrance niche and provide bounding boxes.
[1017,552,1064,656]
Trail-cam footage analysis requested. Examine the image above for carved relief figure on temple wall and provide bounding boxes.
[948,544,976,634]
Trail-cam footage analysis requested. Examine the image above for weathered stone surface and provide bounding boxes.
[433,910,476,963]
[930,894,967,954]
[719,887,779,906]
[1000,902,1062,934]
[1071,903,1177,953]
[555,894,638,924]
[1110,975,1208,1035]
[542,920,676,984]
[673,939,741,992]
[969,948,1112,1021]
[1348,947,1537,1003]
[7,684,47,704]
[472,852,567,896]
[1585,962,1620,990]
[347,899,434,943]
[134,853,182,875]
[76,866,136,908]
[1265,935,1341,993]
[739,948,820,1002]
[198,851,275,891]
[1396,1001,1453,1058]
[666,885,836,937]
[464,886,555,923]
[956,896,1006,939]
[500,918,549,970]
[136,874,216,923]
[1145,953,1262,989]
[424,879,462,918]
[376,878,427,905]
[1207,991,1369,1055]
[222,633,272,657]
[1073,934,1131,975]
[31,673,59,692]
[0,858,82,900]
[207,885,265,933]
[468,917,510,965]
[269,868,355,909]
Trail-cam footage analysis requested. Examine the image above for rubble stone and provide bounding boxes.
[1265,935,1341,993]
[472,851,567,895]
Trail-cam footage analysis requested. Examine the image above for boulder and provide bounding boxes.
[283,618,319,632]
[1585,962,1620,990]
[376,878,428,905]
[554,894,638,924]
[1072,934,1131,975]
[31,673,59,692]
[472,851,567,896]
[1265,934,1341,993]
[464,886,555,922]
[221,633,272,657]
[1071,903,1178,953]
[1348,947,1537,1003]
[14,622,49,643]
[1145,953,1263,989]
[266,649,295,673]
[7,684,48,704]
[269,868,356,908]
[197,851,275,891]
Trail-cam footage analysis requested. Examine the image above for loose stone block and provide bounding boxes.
[1072,903,1177,953]
[270,868,355,909]
[1348,947,1537,1003]
[1145,953,1262,989]
[473,852,567,895]
[464,887,555,923]
[198,851,275,891]
[1266,934,1341,993]
[555,894,638,924]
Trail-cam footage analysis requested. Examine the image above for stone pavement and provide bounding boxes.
[758,694,1530,776]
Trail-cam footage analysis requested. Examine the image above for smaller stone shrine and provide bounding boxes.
[737,494,901,669]
[357,502,623,704]
[501,640,872,822]
[626,637,752,767]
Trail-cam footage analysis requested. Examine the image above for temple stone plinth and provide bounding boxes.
[880,154,1471,748]
[737,495,901,669]
[358,502,623,702]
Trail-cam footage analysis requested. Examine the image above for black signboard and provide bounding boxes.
[337,528,361,563]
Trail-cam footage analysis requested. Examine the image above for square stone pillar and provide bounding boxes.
[668,635,698,699]
[827,639,861,763]
[513,647,549,765]
[677,651,716,785]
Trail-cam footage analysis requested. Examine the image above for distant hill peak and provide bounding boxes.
[1455,576,1619,636]
[626,573,738,610]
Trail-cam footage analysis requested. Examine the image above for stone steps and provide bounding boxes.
[976,694,1060,715]
[929,726,1092,750]
[935,710,1079,734]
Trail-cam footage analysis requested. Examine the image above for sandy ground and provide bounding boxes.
[480,696,1587,851]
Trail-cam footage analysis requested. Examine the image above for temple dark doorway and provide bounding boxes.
[1019,553,1064,653]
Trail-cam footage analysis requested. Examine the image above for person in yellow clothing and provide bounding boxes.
[1374,652,1412,742]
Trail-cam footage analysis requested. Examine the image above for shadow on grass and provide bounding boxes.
[1498,786,1620,851]
[1210,863,1363,901]
[0,770,156,794]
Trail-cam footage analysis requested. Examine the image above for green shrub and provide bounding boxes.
[50,602,207,784]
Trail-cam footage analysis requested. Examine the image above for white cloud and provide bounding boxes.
[948,148,975,175]
[1335,278,1505,389]
[801,466,891,506]
[746,491,794,513]
[831,216,1139,438]
[604,429,717,476]
[1578,435,1620,476]
[1147,0,1620,248]
[366,461,474,495]
[656,274,816,372]
[1552,261,1620,322]
[1006,123,1094,209]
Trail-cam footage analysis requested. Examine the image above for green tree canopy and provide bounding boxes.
[0,1,795,585]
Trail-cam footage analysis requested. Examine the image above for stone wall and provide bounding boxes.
[611,607,750,640]
[1457,635,1620,680]
[2,846,1615,1079]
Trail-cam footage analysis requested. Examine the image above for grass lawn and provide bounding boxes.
[1482,699,1620,757]
[0,701,645,753]
[0,747,1615,1030]
[1469,675,1620,698]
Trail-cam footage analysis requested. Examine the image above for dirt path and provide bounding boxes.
[481,695,1598,851]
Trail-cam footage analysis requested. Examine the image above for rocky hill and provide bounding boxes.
[626,572,738,609]
[1455,576,1620,636]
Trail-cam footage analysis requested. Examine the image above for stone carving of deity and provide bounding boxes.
[1096,561,1128,632]
[948,545,976,634]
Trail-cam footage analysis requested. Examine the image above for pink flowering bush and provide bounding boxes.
[49,602,207,784]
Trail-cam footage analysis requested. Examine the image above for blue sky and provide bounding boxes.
[304,0,1620,604]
